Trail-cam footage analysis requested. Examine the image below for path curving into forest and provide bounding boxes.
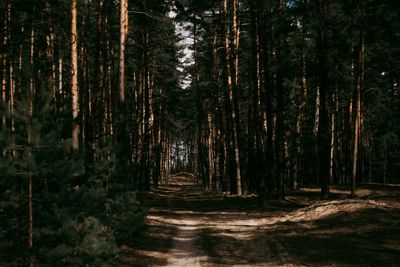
[118,174,400,267]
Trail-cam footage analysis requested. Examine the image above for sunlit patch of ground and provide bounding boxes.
[114,176,400,266]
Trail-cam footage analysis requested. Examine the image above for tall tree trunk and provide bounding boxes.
[275,0,285,198]
[58,43,63,111]
[232,0,240,86]
[330,59,340,185]
[10,57,15,156]
[249,0,258,194]
[351,31,364,197]
[71,0,79,151]
[223,0,242,195]
[251,2,267,200]
[211,24,224,190]
[1,2,9,131]
[207,112,214,189]
[294,34,308,190]
[317,0,330,200]
[193,21,206,186]
[28,22,35,267]
[118,0,130,188]
[6,2,15,157]
[154,106,162,188]
[261,4,276,196]
[329,90,336,184]
[142,34,151,190]
[119,0,128,103]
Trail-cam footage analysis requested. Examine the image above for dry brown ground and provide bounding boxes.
[114,174,400,267]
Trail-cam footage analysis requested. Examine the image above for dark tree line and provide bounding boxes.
[175,0,400,201]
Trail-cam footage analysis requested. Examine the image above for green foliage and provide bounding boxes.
[111,191,146,244]
[89,141,117,188]
[39,216,118,266]
[0,85,146,265]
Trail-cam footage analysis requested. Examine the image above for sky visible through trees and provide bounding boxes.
[0,0,400,266]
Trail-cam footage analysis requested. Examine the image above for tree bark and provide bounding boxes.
[275,0,285,198]
[119,0,128,103]
[1,2,9,131]
[193,21,206,187]
[223,0,242,195]
[71,0,79,151]
[317,0,330,200]
[351,31,364,197]
[261,4,276,196]
[294,32,308,190]
[28,21,35,267]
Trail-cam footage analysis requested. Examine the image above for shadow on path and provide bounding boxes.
[118,175,400,267]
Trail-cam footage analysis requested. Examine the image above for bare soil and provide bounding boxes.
[116,174,400,266]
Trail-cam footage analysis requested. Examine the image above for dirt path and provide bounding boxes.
[164,215,204,266]
[121,174,400,267]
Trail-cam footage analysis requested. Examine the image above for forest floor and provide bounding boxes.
[115,174,400,267]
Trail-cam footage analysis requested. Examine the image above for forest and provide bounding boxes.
[0,0,399,266]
